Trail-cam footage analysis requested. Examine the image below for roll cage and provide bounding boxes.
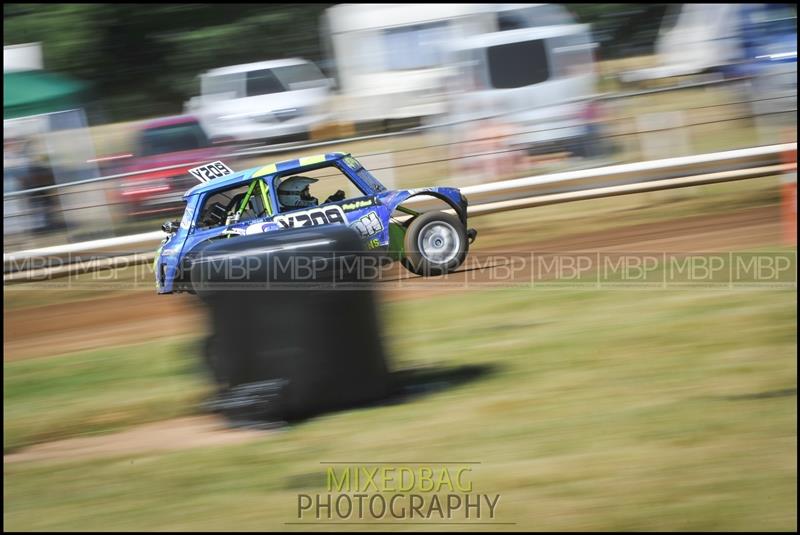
[190,154,392,230]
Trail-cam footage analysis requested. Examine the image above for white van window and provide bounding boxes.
[383,21,449,70]
[497,11,529,31]
[487,39,550,89]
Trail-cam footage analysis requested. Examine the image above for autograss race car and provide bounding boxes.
[154,152,477,293]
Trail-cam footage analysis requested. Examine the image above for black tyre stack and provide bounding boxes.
[189,225,391,425]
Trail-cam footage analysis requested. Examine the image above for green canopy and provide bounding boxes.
[3,70,88,120]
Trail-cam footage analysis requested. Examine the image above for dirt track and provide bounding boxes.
[2,203,786,463]
[4,416,270,464]
[3,204,783,362]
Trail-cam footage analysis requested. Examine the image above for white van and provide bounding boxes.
[186,58,332,143]
[446,23,599,155]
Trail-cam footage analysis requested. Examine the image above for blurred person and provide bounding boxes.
[3,137,33,238]
[26,151,65,233]
[575,100,613,160]
[5,137,62,234]
[4,136,30,184]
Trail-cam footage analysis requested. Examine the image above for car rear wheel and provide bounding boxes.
[401,211,468,276]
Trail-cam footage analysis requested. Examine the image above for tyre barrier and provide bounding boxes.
[188,225,391,426]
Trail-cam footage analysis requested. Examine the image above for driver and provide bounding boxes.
[277,176,319,209]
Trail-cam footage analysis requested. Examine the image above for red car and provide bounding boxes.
[114,115,229,220]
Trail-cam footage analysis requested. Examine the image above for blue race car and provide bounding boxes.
[154,152,477,293]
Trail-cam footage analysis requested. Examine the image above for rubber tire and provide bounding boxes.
[401,211,468,276]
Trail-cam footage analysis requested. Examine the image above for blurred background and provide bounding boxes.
[4,3,797,531]
[3,3,796,246]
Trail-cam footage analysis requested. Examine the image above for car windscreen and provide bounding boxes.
[246,69,285,96]
[272,63,327,91]
[342,156,386,193]
[245,64,327,96]
[138,123,210,156]
[203,73,244,98]
[487,39,550,89]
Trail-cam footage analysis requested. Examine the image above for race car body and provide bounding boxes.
[155,152,476,293]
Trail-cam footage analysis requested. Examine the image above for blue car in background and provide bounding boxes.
[731,4,797,127]
[722,3,797,78]
[154,152,477,293]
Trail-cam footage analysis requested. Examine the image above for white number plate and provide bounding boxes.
[188,161,233,182]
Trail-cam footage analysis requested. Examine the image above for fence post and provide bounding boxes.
[781,139,797,246]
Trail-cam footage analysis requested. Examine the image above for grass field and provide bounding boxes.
[4,280,796,530]
[4,85,796,528]
[3,336,209,452]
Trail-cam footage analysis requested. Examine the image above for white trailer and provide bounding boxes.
[320,3,575,123]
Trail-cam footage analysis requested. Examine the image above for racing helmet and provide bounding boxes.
[277,175,319,208]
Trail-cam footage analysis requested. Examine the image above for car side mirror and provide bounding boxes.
[162,220,180,234]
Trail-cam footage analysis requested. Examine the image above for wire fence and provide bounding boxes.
[5,80,795,199]
[5,99,795,204]
[3,79,796,251]
[5,92,796,202]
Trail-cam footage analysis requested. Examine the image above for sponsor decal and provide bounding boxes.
[351,211,384,238]
[274,206,347,229]
[341,198,376,211]
[343,156,361,170]
[245,222,272,235]
[188,161,233,182]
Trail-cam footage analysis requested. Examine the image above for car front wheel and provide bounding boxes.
[401,211,468,276]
